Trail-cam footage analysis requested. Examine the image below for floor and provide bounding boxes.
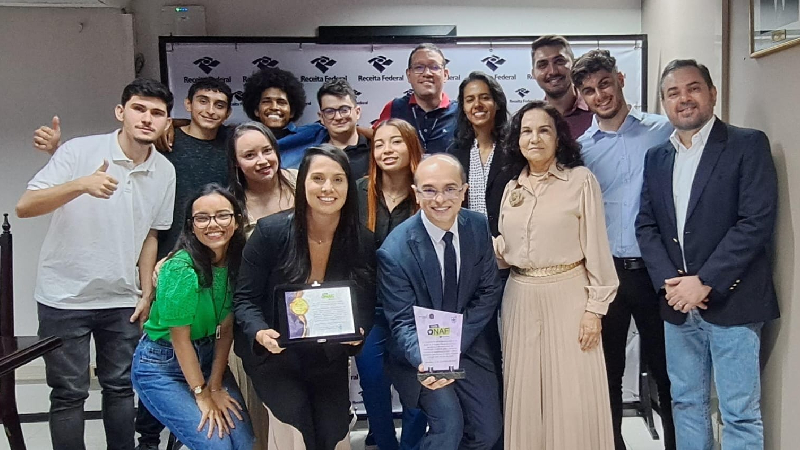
[2,382,668,450]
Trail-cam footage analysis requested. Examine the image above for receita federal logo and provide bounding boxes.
[368,56,394,73]
[231,90,244,107]
[252,56,279,70]
[481,55,507,72]
[193,57,220,74]
[510,87,532,105]
[311,56,337,73]
[353,89,368,105]
[480,54,517,80]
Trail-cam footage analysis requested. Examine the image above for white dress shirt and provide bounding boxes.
[670,117,715,269]
[420,210,461,285]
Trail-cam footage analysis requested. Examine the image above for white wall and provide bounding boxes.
[727,0,800,448]
[130,0,642,79]
[0,7,134,336]
[641,0,726,115]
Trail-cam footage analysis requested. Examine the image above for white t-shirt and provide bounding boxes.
[28,130,176,310]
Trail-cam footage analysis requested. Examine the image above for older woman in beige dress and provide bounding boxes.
[494,101,618,449]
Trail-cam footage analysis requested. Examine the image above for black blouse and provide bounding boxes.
[232,210,375,368]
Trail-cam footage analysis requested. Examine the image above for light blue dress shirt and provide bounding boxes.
[578,108,673,258]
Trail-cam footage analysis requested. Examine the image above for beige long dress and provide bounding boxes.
[494,163,618,450]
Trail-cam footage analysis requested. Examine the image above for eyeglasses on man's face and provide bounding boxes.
[415,185,464,200]
[191,212,234,228]
[410,64,443,74]
[320,106,353,120]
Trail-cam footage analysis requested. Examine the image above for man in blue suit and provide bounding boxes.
[378,154,503,450]
[636,59,779,449]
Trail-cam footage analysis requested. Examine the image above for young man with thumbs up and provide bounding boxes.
[15,78,176,450]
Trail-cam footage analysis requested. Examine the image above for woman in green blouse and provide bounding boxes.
[131,184,254,450]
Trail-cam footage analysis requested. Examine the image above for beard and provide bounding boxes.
[594,99,624,120]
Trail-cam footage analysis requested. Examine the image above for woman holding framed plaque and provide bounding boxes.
[233,144,376,450]
[494,101,618,449]
[131,184,254,450]
[355,118,427,450]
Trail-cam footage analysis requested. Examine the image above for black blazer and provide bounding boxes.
[636,119,779,326]
[232,211,376,369]
[377,210,503,407]
[448,141,515,237]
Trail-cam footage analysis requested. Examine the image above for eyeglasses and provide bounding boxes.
[191,212,234,228]
[410,64,443,74]
[415,186,464,200]
[320,106,352,120]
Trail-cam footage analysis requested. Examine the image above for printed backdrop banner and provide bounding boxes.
[162,39,644,125]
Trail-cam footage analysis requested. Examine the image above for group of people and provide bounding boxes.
[16,35,778,450]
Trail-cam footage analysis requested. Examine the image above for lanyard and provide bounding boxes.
[411,106,439,152]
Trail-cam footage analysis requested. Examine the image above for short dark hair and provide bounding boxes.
[571,49,618,88]
[242,67,307,122]
[659,59,715,99]
[531,35,574,61]
[187,77,233,110]
[121,78,174,115]
[502,100,583,176]
[408,43,447,68]
[453,71,509,152]
[316,78,357,106]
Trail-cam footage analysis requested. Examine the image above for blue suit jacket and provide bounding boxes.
[635,119,779,326]
[377,209,502,406]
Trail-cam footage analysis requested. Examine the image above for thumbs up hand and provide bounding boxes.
[33,116,62,155]
[80,159,119,199]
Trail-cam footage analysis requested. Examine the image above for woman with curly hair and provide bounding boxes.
[494,101,618,449]
[241,67,327,169]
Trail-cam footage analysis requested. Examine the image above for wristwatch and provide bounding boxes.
[589,311,604,319]
[192,383,206,396]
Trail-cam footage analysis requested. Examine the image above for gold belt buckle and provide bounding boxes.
[514,260,582,277]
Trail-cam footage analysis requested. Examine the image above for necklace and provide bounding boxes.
[308,235,330,245]
[384,190,406,203]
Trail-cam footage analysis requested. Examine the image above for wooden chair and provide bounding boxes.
[0,213,63,450]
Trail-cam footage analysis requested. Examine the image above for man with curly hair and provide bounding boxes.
[242,67,327,168]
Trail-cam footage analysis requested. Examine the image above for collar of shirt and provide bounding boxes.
[420,209,459,244]
[669,116,716,153]
[409,92,452,110]
[283,122,299,135]
[585,106,644,140]
[344,134,370,152]
[111,130,158,172]
[516,160,569,193]
[545,90,588,117]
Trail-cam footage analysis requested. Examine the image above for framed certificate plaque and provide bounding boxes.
[274,281,361,345]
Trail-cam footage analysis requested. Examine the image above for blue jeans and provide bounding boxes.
[37,303,140,450]
[664,310,764,450]
[355,310,427,450]
[131,335,254,450]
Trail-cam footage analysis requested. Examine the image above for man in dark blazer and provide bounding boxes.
[636,59,779,449]
[378,154,503,450]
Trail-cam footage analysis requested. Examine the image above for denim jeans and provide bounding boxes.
[37,303,140,450]
[355,310,427,450]
[131,335,254,450]
[664,309,764,450]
